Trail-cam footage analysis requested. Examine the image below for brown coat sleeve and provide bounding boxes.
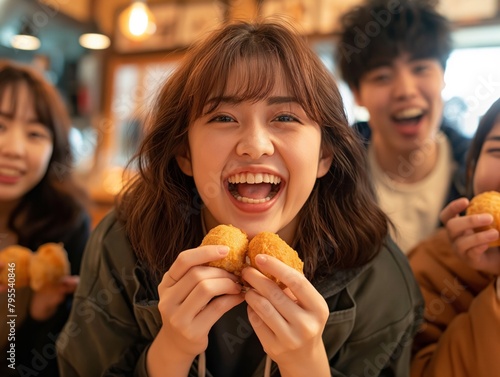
[408,229,500,377]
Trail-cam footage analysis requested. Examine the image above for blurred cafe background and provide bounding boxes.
[1,0,499,228]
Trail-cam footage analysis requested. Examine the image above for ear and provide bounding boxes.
[351,86,363,107]
[175,149,193,176]
[317,150,333,178]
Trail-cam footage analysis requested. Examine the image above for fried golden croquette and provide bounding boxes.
[248,232,304,285]
[466,191,500,247]
[0,245,32,287]
[29,243,70,291]
[201,224,249,275]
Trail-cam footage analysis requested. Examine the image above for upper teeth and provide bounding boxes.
[0,167,19,176]
[228,172,281,184]
[394,108,423,119]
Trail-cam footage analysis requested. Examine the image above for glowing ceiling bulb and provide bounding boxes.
[119,1,155,41]
[129,3,149,36]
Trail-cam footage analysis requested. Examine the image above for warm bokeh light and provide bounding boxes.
[10,34,41,50]
[79,33,111,50]
[118,1,156,42]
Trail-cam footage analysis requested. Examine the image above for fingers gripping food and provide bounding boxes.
[201,225,304,284]
[248,232,304,285]
[202,224,248,275]
[466,191,500,247]
[0,245,33,287]
[29,243,71,291]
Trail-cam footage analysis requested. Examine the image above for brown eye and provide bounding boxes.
[210,115,234,123]
[274,114,296,122]
[27,125,51,140]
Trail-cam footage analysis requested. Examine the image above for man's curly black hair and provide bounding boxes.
[336,0,452,89]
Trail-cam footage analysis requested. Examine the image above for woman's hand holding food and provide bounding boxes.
[0,242,75,320]
[241,255,330,377]
[29,275,79,321]
[440,197,500,275]
[147,245,244,377]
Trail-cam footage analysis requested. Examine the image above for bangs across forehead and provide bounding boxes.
[193,54,306,118]
[226,55,289,98]
[0,78,46,125]
[0,81,28,117]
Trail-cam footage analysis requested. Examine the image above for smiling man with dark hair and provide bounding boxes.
[337,0,471,253]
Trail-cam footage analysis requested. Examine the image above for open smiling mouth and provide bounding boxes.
[392,108,424,125]
[228,173,282,204]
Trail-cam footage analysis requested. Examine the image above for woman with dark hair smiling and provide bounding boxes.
[0,60,90,377]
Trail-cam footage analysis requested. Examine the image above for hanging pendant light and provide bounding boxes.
[11,22,41,51]
[79,0,110,50]
[118,0,156,42]
[79,21,111,50]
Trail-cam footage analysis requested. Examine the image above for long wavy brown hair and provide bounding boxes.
[0,60,88,249]
[117,19,389,284]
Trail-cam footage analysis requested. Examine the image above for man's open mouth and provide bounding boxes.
[392,108,424,126]
[228,172,282,204]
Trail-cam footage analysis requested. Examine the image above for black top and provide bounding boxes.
[206,302,266,377]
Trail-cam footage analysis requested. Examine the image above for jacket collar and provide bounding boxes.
[313,262,370,299]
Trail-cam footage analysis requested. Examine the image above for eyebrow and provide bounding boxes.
[267,96,299,105]
[366,59,392,71]
[0,110,40,124]
[206,96,299,106]
[485,135,500,142]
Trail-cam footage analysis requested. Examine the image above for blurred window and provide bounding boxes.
[443,47,500,137]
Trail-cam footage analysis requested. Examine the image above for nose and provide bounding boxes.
[0,128,26,159]
[392,69,418,100]
[235,122,274,159]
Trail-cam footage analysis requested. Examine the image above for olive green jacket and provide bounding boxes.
[57,212,423,377]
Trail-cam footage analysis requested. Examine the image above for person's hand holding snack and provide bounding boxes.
[440,192,500,275]
[201,224,329,375]
[0,242,77,320]
[242,253,329,376]
[30,275,79,321]
[147,245,244,376]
